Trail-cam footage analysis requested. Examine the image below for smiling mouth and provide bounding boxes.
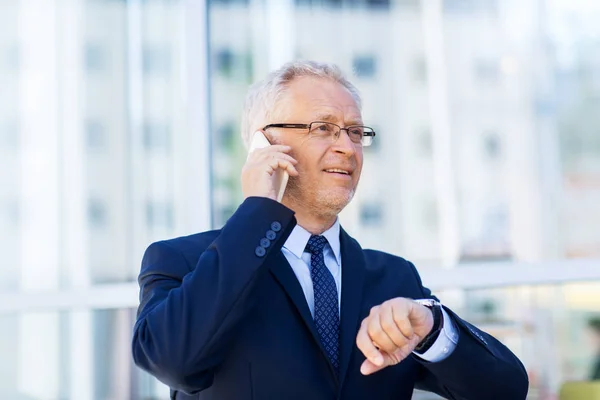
[324,168,351,175]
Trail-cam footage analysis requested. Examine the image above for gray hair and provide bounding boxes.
[240,60,362,148]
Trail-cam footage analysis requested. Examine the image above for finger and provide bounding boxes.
[360,349,406,376]
[367,310,397,354]
[267,159,299,177]
[356,320,384,367]
[268,152,298,165]
[392,303,415,339]
[380,308,411,349]
[257,144,292,155]
[260,152,298,171]
[360,358,387,376]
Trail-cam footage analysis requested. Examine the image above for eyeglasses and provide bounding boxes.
[262,121,376,147]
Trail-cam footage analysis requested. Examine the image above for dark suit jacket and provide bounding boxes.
[132,197,528,399]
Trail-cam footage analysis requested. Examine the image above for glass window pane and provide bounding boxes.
[0,308,169,399]
[208,0,600,266]
[0,0,211,292]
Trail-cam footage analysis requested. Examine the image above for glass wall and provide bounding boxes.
[208,0,600,267]
[0,0,209,398]
[436,282,600,398]
[1,0,599,399]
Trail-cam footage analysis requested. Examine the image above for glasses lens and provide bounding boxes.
[309,122,337,138]
[347,126,366,143]
[361,135,373,147]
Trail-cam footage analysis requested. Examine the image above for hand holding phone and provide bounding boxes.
[242,131,296,202]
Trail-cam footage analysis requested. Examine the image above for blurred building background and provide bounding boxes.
[0,0,599,399]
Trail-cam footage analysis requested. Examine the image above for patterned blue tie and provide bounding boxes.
[305,235,340,372]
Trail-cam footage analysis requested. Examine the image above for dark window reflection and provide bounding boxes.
[295,0,390,9]
[360,203,383,226]
[483,131,501,160]
[353,55,377,78]
[86,120,106,151]
[88,199,108,229]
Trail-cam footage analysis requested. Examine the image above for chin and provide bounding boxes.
[317,187,355,215]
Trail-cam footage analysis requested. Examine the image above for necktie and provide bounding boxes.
[305,235,340,371]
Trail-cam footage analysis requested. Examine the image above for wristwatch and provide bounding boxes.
[413,299,444,354]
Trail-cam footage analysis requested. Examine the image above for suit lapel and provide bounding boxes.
[337,228,366,388]
[269,251,339,382]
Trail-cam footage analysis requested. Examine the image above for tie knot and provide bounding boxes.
[305,235,328,255]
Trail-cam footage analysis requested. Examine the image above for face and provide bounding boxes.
[267,76,364,217]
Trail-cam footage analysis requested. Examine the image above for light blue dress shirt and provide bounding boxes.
[281,220,458,363]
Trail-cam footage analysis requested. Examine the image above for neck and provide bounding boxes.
[282,197,337,235]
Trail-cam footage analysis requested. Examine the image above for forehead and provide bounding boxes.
[276,76,362,123]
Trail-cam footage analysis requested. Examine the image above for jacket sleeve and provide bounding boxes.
[131,197,296,394]
[409,263,529,400]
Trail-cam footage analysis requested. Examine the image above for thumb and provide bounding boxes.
[360,359,386,375]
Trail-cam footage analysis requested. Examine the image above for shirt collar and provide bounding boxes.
[283,219,341,266]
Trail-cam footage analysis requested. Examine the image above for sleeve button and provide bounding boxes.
[271,221,282,232]
[255,246,266,257]
[266,230,276,240]
[260,238,271,248]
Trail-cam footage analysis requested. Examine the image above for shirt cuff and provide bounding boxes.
[414,307,459,362]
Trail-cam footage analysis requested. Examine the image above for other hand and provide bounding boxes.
[356,297,434,375]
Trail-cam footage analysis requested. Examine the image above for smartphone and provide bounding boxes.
[248,131,289,202]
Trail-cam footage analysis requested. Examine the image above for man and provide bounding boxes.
[132,61,528,399]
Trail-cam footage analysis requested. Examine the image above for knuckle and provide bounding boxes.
[368,328,385,344]
[380,318,395,332]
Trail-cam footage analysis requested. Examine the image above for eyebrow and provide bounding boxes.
[313,113,363,126]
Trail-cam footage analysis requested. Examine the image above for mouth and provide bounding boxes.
[323,168,352,177]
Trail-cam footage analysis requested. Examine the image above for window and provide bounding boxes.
[215,121,236,150]
[146,201,173,229]
[143,122,170,152]
[214,48,253,82]
[143,46,171,76]
[294,0,390,9]
[353,55,377,78]
[365,0,390,9]
[215,49,234,77]
[85,43,105,72]
[360,203,383,226]
[88,199,107,229]
[483,131,501,160]
[86,120,106,151]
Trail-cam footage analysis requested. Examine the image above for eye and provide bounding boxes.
[310,123,334,135]
[348,126,364,140]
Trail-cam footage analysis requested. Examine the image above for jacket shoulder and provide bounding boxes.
[144,229,221,271]
[362,248,412,267]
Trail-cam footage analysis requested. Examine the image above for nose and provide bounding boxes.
[332,129,357,156]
